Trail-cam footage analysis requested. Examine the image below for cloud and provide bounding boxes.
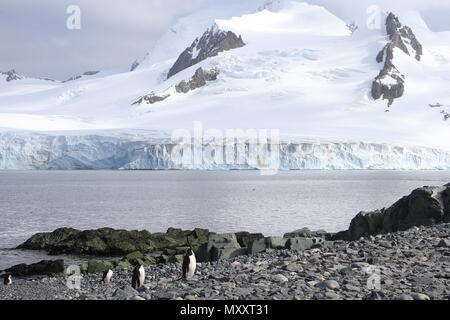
[0,0,205,80]
[305,0,450,31]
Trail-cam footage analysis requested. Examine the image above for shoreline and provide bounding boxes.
[0,223,448,300]
[0,183,449,300]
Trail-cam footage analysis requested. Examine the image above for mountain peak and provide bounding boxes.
[372,12,423,106]
[386,12,423,61]
[166,24,245,79]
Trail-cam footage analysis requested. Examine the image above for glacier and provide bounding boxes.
[0,132,449,170]
[1,1,450,169]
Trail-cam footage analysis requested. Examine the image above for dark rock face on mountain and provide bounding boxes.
[335,184,449,240]
[372,13,423,107]
[132,92,170,105]
[63,71,100,83]
[133,67,219,105]
[1,69,25,82]
[130,60,140,72]
[385,13,423,60]
[167,25,245,79]
[175,67,219,93]
[5,260,64,277]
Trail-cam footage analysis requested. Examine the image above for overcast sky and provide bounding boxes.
[0,0,205,80]
[1,0,449,80]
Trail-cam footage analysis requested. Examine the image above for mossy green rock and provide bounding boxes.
[5,259,65,277]
[18,227,213,256]
[87,260,114,274]
[115,261,132,269]
[79,263,88,274]
[142,255,157,265]
[18,228,156,256]
[124,251,144,261]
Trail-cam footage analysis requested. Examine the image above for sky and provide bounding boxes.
[1,0,450,81]
[0,0,205,80]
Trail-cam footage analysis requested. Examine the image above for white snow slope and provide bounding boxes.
[0,0,449,169]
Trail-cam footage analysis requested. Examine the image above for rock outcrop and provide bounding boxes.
[4,260,64,277]
[63,71,100,83]
[175,67,219,93]
[132,92,170,105]
[197,233,245,262]
[133,67,219,105]
[167,25,245,79]
[1,69,25,82]
[335,184,450,240]
[17,227,212,256]
[372,13,423,107]
[130,60,140,72]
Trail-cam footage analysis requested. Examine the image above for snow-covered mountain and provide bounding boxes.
[1,0,449,169]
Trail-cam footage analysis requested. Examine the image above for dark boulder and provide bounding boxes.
[5,259,64,277]
[235,231,264,247]
[283,227,328,239]
[342,185,449,240]
[196,233,243,262]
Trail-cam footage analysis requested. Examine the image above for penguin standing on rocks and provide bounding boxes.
[102,269,113,284]
[3,274,12,285]
[132,264,145,289]
[181,234,197,279]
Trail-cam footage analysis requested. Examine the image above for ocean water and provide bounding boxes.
[0,170,449,270]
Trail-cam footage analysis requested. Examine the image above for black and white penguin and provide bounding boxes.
[3,274,12,285]
[131,264,145,289]
[102,269,113,284]
[181,234,196,279]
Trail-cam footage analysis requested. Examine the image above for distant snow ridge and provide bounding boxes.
[372,13,423,107]
[1,132,449,170]
[63,71,100,83]
[167,24,245,78]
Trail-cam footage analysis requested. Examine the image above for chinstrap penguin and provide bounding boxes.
[132,264,145,289]
[3,274,12,285]
[102,269,113,284]
[181,233,196,279]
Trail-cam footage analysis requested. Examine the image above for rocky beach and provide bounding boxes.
[0,183,449,300]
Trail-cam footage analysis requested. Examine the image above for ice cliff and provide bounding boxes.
[0,132,448,170]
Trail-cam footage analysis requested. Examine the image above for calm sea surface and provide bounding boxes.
[0,170,449,270]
